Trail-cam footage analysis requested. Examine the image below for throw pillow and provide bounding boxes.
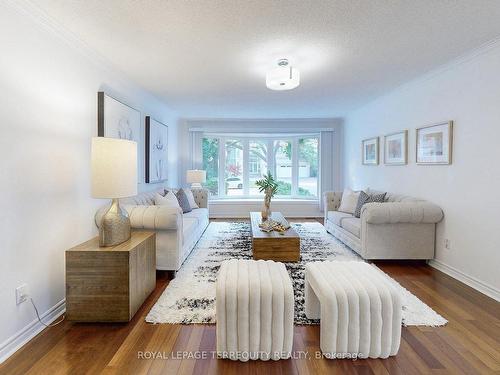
[338,188,360,214]
[176,188,192,213]
[154,191,181,211]
[184,188,199,209]
[354,191,387,218]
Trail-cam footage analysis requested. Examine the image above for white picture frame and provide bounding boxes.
[362,137,379,165]
[416,121,453,165]
[384,130,408,165]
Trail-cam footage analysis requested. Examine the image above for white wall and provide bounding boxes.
[0,2,179,361]
[343,41,500,299]
[178,118,343,217]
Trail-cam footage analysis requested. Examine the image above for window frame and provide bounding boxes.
[202,133,320,200]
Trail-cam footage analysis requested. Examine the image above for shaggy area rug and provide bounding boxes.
[146,222,447,326]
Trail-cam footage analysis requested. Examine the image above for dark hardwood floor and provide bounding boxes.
[1,219,499,375]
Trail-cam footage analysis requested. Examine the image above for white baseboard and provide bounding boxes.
[428,259,499,302]
[0,299,66,365]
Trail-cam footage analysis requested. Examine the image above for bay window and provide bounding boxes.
[202,134,319,199]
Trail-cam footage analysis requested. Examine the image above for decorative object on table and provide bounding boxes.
[354,190,387,218]
[186,169,206,189]
[362,137,379,165]
[97,91,142,182]
[91,137,137,247]
[416,121,453,164]
[66,231,156,322]
[145,116,168,183]
[255,171,278,220]
[258,217,291,234]
[384,130,408,165]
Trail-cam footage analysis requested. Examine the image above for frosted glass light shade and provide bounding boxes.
[91,137,138,198]
[186,169,206,184]
[266,66,300,91]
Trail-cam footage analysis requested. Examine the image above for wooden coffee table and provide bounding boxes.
[250,212,300,262]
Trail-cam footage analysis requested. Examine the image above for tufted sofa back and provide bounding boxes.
[120,188,178,206]
[367,188,422,203]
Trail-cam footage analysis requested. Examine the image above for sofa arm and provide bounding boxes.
[323,191,343,222]
[95,204,183,231]
[362,202,443,225]
[191,188,209,209]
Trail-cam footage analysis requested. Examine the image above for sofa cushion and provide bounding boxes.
[184,189,199,209]
[154,191,181,211]
[354,191,387,218]
[327,211,353,227]
[176,188,192,213]
[338,189,360,214]
[183,208,209,226]
[341,217,361,238]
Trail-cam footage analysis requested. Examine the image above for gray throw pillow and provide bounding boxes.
[176,188,192,213]
[354,191,386,218]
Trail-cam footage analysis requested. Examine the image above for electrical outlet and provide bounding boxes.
[444,239,451,250]
[16,284,29,305]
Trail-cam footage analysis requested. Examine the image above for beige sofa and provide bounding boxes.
[96,188,209,272]
[323,189,443,259]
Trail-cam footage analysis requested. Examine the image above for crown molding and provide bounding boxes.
[351,35,500,113]
[4,0,174,111]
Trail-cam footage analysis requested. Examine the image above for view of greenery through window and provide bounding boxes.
[202,135,319,198]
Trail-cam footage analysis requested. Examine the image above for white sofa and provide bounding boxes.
[96,188,209,272]
[323,189,443,260]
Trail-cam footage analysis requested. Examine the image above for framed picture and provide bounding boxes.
[97,92,143,182]
[362,137,379,165]
[145,116,168,183]
[384,130,408,165]
[416,121,453,165]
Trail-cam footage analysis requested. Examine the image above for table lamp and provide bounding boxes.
[91,137,137,246]
[186,169,206,189]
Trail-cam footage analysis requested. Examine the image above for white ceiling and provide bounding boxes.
[30,0,500,118]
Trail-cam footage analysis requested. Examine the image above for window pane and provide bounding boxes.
[249,140,268,196]
[202,138,219,196]
[273,140,292,196]
[298,138,319,197]
[225,140,244,196]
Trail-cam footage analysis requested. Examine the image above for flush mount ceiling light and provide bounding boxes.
[265,59,300,91]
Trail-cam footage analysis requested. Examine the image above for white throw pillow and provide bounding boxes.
[338,189,360,214]
[184,188,199,209]
[154,191,181,211]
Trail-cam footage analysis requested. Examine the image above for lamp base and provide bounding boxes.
[99,198,131,247]
[190,183,203,189]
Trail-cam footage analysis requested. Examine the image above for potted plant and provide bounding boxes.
[255,171,278,220]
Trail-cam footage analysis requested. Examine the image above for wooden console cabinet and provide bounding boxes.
[65,231,156,322]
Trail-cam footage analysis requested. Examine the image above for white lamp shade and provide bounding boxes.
[91,137,138,198]
[186,169,206,184]
[266,65,300,91]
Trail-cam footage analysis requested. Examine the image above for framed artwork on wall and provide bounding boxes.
[97,91,143,182]
[384,130,408,165]
[362,137,379,165]
[416,121,453,165]
[145,116,168,183]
